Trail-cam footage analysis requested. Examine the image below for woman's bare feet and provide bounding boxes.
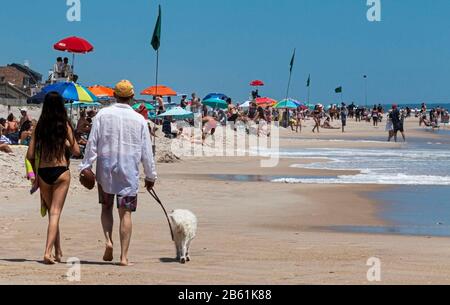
[119,257,134,267]
[103,243,114,262]
[55,250,63,263]
[43,255,56,265]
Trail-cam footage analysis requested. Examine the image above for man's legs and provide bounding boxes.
[99,185,114,262]
[401,131,406,142]
[101,204,114,262]
[118,207,133,266]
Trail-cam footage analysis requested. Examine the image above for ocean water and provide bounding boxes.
[267,130,450,236]
[333,186,450,237]
[270,134,450,186]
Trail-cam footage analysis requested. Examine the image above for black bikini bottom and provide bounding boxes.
[39,167,69,185]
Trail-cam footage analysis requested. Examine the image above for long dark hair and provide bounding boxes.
[35,92,70,162]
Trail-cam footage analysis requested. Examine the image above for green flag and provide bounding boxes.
[335,86,342,93]
[307,74,311,87]
[151,5,162,51]
[289,49,296,73]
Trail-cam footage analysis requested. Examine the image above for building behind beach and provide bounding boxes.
[0,63,43,104]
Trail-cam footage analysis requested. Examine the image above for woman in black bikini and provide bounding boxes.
[27,92,80,265]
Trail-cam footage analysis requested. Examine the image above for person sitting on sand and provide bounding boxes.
[162,116,178,139]
[19,108,32,128]
[26,92,81,265]
[19,119,36,146]
[0,118,6,133]
[0,120,13,153]
[322,117,340,129]
[4,113,20,144]
[79,80,157,267]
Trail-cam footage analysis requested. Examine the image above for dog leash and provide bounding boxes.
[148,189,174,241]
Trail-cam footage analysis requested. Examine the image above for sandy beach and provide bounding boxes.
[1,113,450,285]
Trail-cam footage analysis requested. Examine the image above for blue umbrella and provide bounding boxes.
[27,90,47,104]
[203,93,228,101]
[158,107,194,119]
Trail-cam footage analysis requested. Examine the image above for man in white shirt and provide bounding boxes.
[80,80,157,266]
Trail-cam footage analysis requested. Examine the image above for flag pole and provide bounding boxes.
[151,4,162,155]
[307,74,311,104]
[308,85,311,104]
[286,72,292,100]
[286,48,296,100]
[285,48,296,128]
[155,49,159,97]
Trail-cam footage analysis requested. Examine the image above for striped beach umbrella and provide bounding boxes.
[41,82,98,103]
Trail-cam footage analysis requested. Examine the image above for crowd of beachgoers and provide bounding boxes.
[1,97,449,156]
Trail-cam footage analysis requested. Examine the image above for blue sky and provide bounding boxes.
[1,0,449,104]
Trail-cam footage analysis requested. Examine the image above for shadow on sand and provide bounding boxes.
[159,257,179,264]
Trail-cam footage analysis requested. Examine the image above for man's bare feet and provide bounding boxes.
[103,243,114,262]
[43,255,56,265]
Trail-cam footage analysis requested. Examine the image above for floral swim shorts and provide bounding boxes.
[98,185,138,212]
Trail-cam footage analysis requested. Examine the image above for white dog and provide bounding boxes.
[169,210,198,264]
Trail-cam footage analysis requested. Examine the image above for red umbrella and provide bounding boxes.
[54,36,94,53]
[250,80,265,86]
[54,36,94,74]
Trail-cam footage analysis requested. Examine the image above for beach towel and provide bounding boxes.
[25,151,47,218]
[0,135,12,145]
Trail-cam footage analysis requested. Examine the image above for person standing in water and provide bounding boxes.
[389,104,406,142]
[26,92,80,264]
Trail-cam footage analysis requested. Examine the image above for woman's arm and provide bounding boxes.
[26,129,36,161]
[67,123,81,157]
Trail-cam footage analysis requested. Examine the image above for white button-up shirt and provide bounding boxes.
[80,103,157,197]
